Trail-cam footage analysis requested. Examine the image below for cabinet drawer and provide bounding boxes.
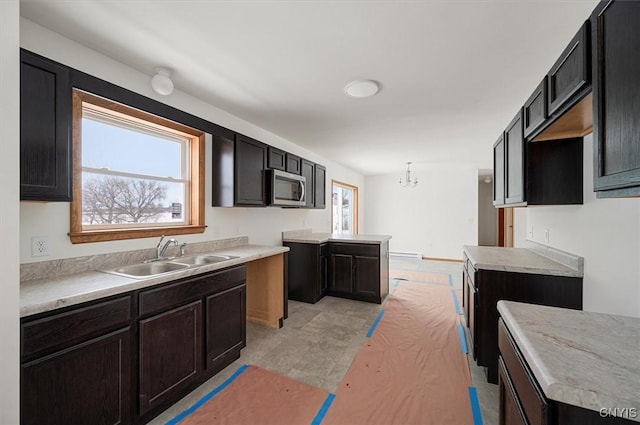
[498,319,549,425]
[498,356,528,425]
[21,295,132,359]
[330,243,379,257]
[139,266,246,317]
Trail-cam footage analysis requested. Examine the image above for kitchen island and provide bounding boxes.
[462,243,583,384]
[283,229,391,304]
[498,301,639,424]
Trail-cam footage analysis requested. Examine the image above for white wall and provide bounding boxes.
[515,134,640,317]
[478,180,497,246]
[364,164,478,259]
[19,19,365,263]
[0,2,21,423]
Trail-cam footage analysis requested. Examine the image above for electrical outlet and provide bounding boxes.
[544,229,550,244]
[528,225,534,238]
[31,236,49,257]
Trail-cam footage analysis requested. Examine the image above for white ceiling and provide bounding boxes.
[20,0,598,176]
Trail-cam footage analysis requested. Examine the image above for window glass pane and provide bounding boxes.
[81,172,186,226]
[82,118,183,179]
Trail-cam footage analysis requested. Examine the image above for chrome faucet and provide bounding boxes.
[155,235,179,260]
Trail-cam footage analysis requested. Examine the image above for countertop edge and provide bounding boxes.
[283,234,392,244]
[21,245,289,318]
[463,246,583,278]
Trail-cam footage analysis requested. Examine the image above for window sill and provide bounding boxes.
[69,225,206,244]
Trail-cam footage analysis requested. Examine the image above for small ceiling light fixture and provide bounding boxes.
[151,67,174,96]
[344,79,381,98]
[399,162,418,188]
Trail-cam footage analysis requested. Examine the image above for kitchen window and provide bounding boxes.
[69,90,205,243]
[332,180,358,234]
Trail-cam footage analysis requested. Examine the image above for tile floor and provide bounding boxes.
[150,257,498,425]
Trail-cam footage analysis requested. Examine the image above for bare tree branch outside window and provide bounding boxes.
[82,176,168,224]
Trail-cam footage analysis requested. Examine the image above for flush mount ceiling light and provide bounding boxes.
[344,79,381,98]
[151,67,174,96]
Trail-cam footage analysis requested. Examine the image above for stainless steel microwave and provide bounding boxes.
[267,169,306,207]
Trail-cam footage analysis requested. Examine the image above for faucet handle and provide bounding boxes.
[179,243,187,257]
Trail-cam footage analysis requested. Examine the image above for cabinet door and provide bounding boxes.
[21,327,132,425]
[505,110,525,205]
[205,284,246,372]
[547,22,590,116]
[314,164,326,209]
[139,301,202,415]
[493,134,506,206]
[498,358,528,425]
[523,78,548,139]
[592,1,640,193]
[329,253,353,294]
[235,135,267,205]
[20,49,72,201]
[320,248,328,298]
[301,159,315,208]
[268,146,286,170]
[466,273,477,360]
[353,255,379,297]
[285,153,301,174]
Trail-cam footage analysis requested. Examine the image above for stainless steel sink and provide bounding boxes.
[177,254,239,266]
[106,261,190,278]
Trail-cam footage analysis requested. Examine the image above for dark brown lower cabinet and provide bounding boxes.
[139,301,202,415]
[499,319,633,424]
[327,242,389,304]
[205,284,246,372]
[21,265,247,425]
[463,255,582,384]
[284,242,327,303]
[21,327,132,425]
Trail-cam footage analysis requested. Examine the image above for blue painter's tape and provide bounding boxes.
[448,274,454,286]
[165,364,250,425]
[366,310,385,338]
[393,279,401,288]
[311,393,336,425]
[451,289,461,315]
[468,387,483,425]
[458,324,468,354]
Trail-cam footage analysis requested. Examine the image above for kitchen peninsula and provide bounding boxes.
[282,229,391,304]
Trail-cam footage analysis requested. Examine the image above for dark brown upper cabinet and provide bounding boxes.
[300,159,315,208]
[20,49,72,201]
[314,164,326,209]
[493,134,506,206]
[523,79,548,138]
[285,153,301,174]
[267,146,286,171]
[505,110,525,205]
[547,21,590,117]
[234,135,267,206]
[592,0,640,197]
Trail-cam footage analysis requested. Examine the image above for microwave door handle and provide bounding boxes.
[299,180,305,203]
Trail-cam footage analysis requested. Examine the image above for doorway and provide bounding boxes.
[497,208,514,247]
[332,180,358,234]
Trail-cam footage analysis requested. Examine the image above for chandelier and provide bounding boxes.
[399,162,418,188]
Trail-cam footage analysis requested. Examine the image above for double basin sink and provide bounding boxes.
[104,254,239,279]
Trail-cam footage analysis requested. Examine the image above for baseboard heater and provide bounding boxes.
[389,251,421,259]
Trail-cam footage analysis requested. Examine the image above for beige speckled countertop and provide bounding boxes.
[498,301,640,422]
[282,233,392,244]
[21,244,288,317]
[463,245,583,277]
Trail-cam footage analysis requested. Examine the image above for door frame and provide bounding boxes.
[331,180,359,234]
